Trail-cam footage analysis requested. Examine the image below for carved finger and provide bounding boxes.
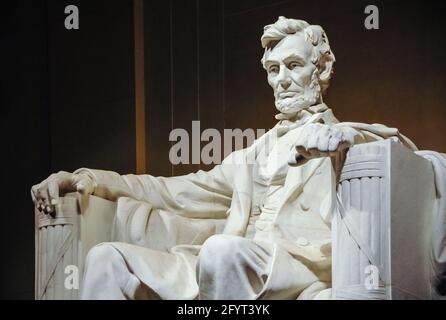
[38,186,50,204]
[328,137,341,152]
[294,128,306,149]
[48,179,59,206]
[43,195,51,212]
[331,127,343,141]
[287,151,298,166]
[74,174,95,195]
[342,131,355,146]
[307,131,319,150]
[44,205,53,215]
[36,189,45,211]
[317,133,330,152]
[37,200,44,212]
[31,187,38,205]
[34,184,41,197]
[76,178,90,195]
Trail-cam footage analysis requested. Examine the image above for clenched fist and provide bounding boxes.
[31,171,96,215]
[288,123,355,166]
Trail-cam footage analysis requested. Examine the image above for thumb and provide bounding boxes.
[73,175,95,195]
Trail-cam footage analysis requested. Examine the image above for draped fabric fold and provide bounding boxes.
[416,150,446,299]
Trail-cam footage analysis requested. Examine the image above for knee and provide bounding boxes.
[85,243,124,270]
[198,235,244,270]
[81,243,133,299]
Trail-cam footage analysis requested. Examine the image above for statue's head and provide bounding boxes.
[261,16,336,114]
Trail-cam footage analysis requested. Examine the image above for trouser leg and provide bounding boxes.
[196,234,273,300]
[197,234,322,300]
[80,243,153,300]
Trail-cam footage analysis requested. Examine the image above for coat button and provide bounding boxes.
[300,201,310,211]
[296,237,309,246]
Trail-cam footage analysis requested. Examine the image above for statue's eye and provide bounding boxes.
[268,65,279,74]
[289,61,302,69]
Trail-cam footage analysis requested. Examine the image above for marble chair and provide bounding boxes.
[34,139,445,300]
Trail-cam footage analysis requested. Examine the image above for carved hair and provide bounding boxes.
[261,16,336,93]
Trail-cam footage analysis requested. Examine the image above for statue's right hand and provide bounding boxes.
[31,171,95,215]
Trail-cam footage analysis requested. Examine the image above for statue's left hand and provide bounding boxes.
[288,123,354,166]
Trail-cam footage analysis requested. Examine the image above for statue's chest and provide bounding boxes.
[255,130,297,185]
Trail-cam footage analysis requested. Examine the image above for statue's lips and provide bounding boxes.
[278,91,299,98]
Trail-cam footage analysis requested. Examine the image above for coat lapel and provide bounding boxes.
[222,106,340,235]
[276,108,339,215]
[222,128,277,236]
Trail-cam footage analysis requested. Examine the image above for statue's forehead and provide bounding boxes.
[266,33,313,62]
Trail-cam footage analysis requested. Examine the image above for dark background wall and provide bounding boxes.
[2,0,135,299]
[46,0,136,173]
[2,0,446,299]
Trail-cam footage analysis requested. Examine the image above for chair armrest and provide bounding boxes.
[332,139,436,299]
[35,192,116,300]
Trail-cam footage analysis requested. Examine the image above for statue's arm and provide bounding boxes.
[288,121,417,167]
[74,163,234,218]
[336,122,418,150]
[32,147,242,217]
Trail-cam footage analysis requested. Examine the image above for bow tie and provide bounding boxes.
[274,103,329,137]
[275,103,329,121]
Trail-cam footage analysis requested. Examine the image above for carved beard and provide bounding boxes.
[274,71,322,114]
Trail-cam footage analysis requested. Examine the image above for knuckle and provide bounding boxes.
[300,142,309,149]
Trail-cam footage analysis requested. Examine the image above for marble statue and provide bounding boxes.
[32,17,437,300]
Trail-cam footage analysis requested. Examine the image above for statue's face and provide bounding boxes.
[264,33,320,114]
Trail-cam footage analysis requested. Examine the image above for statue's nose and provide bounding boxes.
[279,79,292,90]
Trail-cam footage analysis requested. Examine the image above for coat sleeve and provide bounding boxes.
[74,161,236,219]
[336,122,418,150]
